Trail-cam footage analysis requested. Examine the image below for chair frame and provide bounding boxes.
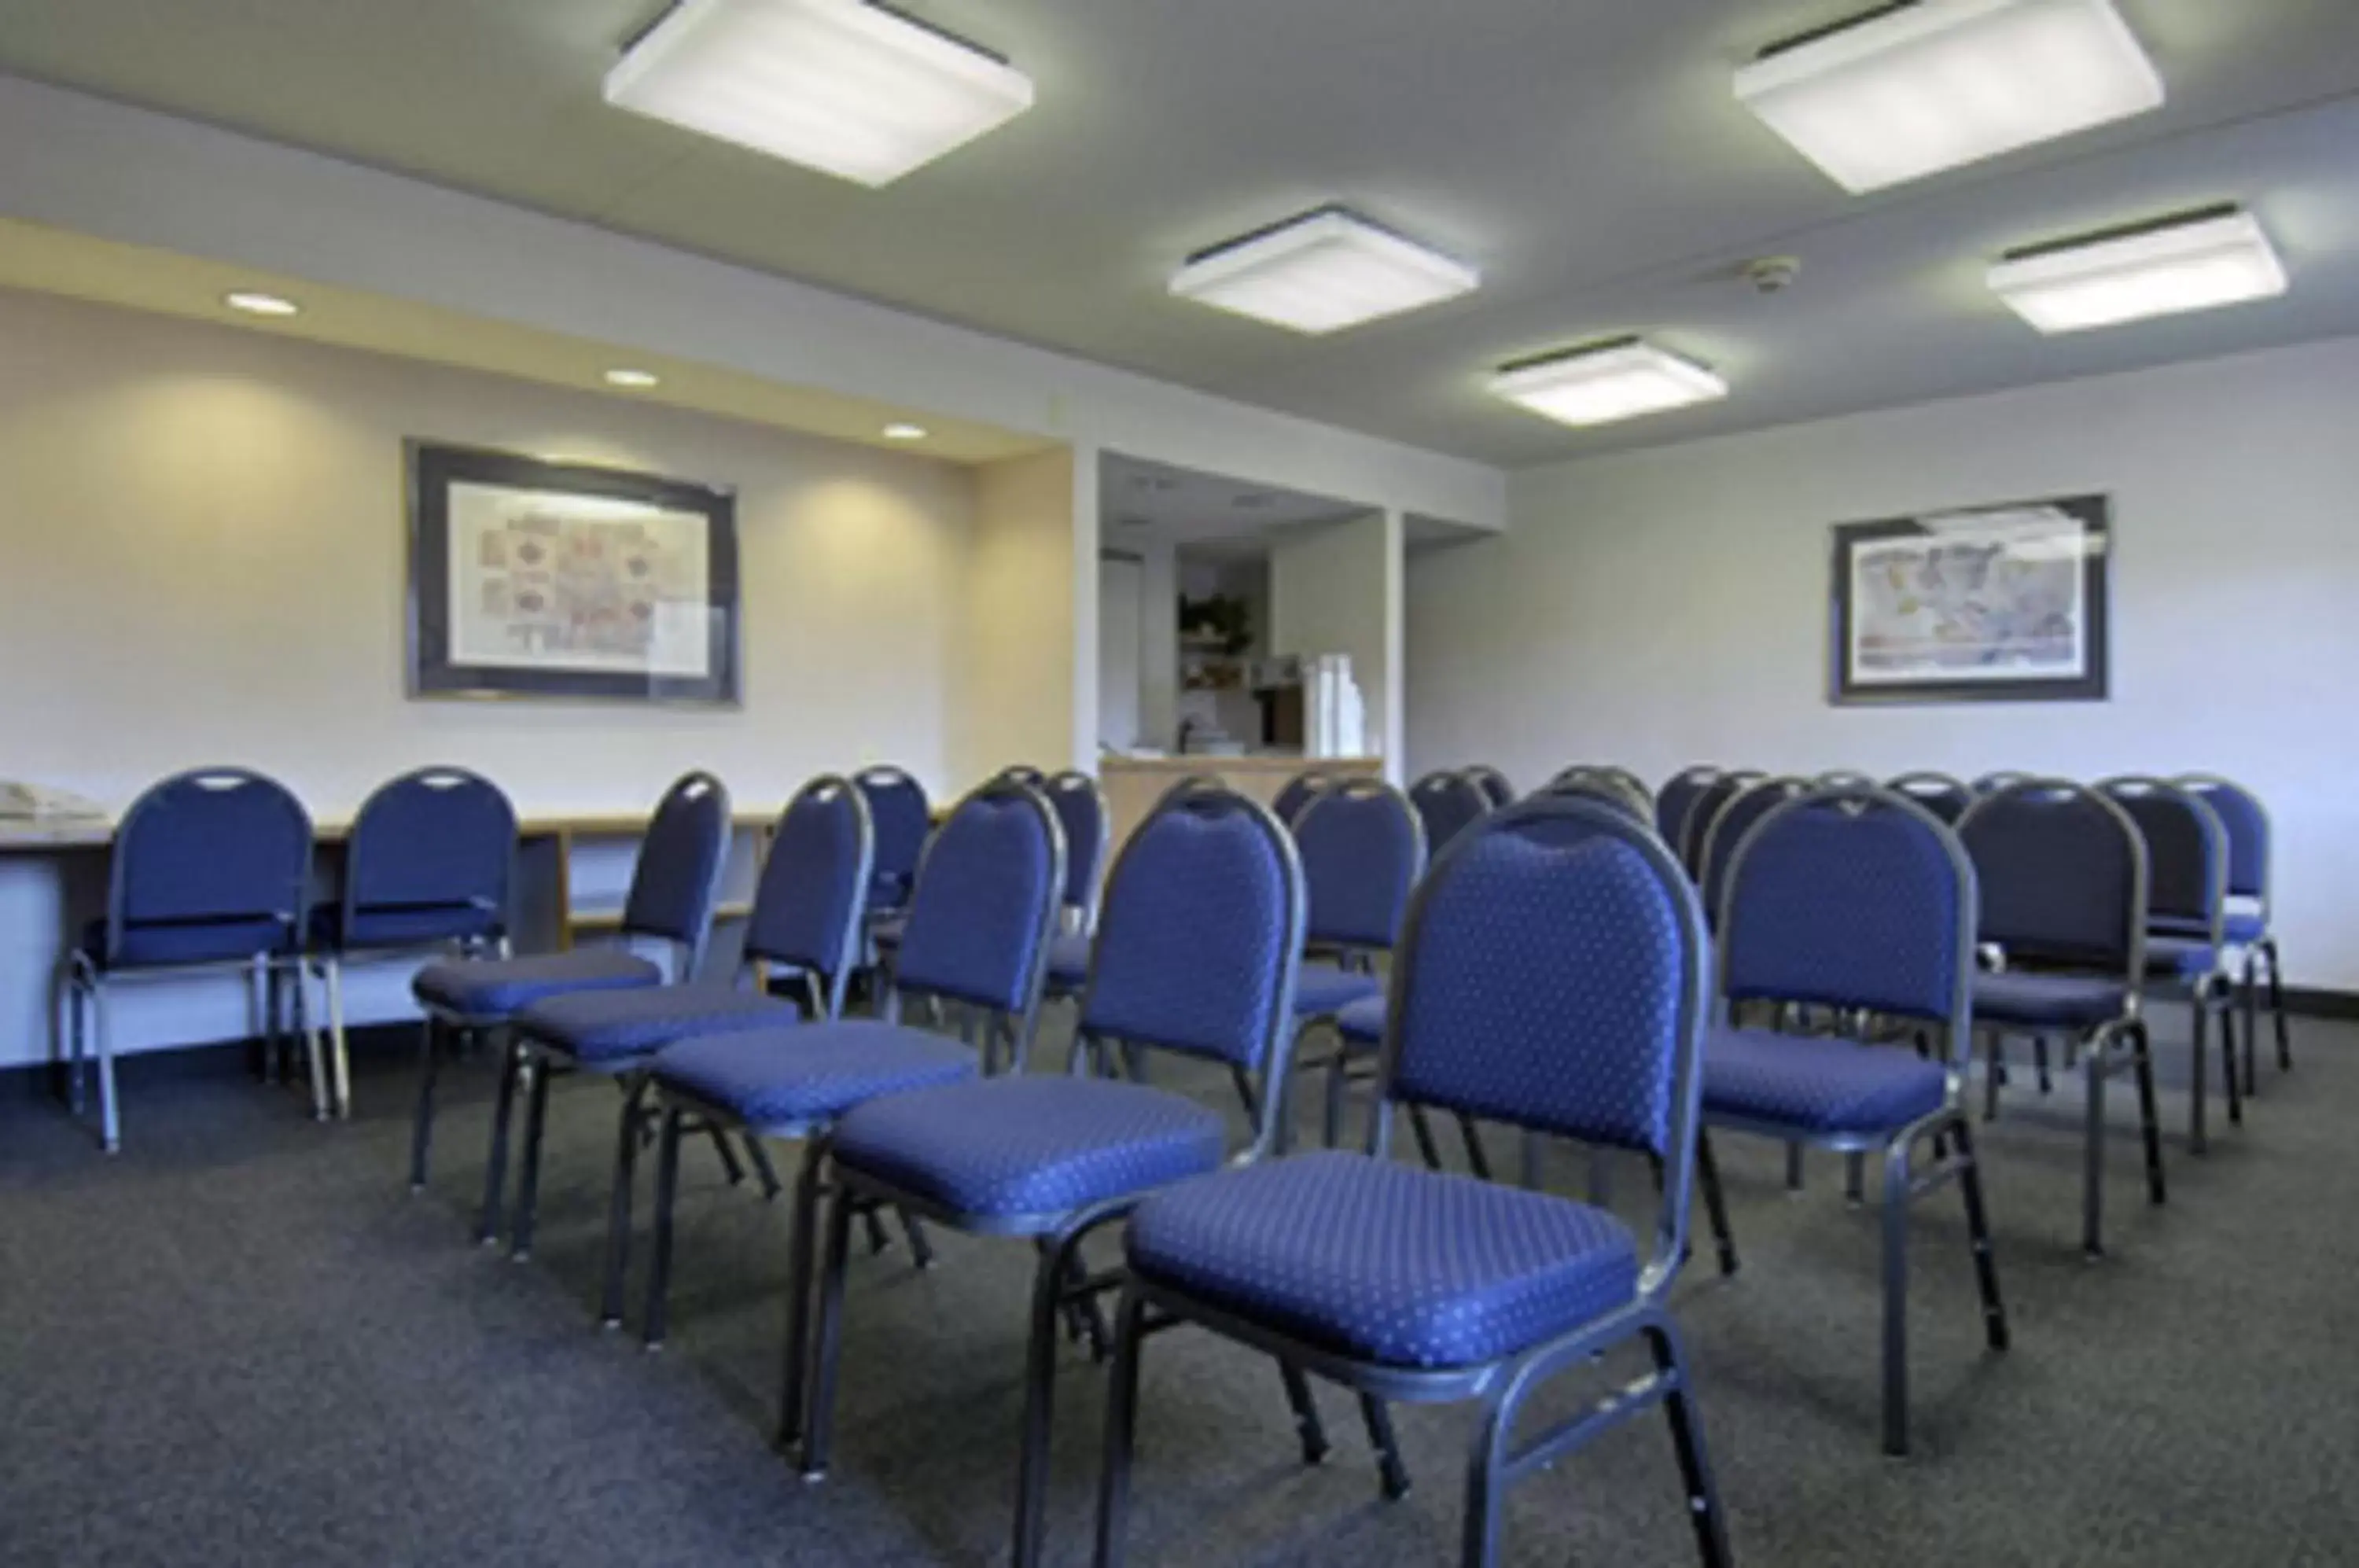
[2176,771,2290,1088]
[1093,795,1731,1568]
[1043,769,1112,938]
[57,767,318,1151]
[1676,768,1766,876]
[798,781,1304,1568]
[1691,785,2009,1457]
[1655,764,1723,849]
[1886,771,1974,824]
[1958,778,2162,1257]
[1544,764,1654,823]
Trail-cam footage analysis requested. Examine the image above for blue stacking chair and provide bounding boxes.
[1272,766,1336,826]
[1959,780,2161,1256]
[1545,764,1653,823]
[1971,770,2034,795]
[2100,776,2241,1152]
[1696,775,1809,929]
[1095,795,1730,1568]
[1691,786,2008,1457]
[2177,773,2288,1088]
[1888,771,1972,825]
[1465,764,1515,808]
[410,771,731,1240]
[1409,768,1491,857]
[1038,771,1118,1009]
[1654,764,1720,846]
[853,764,931,929]
[798,782,1305,1568]
[313,767,515,1126]
[1676,768,1765,878]
[635,778,1062,1386]
[61,767,315,1150]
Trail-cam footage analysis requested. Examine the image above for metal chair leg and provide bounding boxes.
[1651,1318,1735,1568]
[408,1019,442,1191]
[1361,1394,1410,1500]
[1784,1143,1805,1192]
[2033,1034,2052,1095]
[2130,1020,2166,1207]
[745,1136,784,1199]
[1982,1029,2004,1122]
[775,1139,830,1449]
[1880,1136,1912,1458]
[797,1179,859,1480]
[2188,998,2210,1155]
[1456,1113,1493,1181]
[897,1207,935,1269]
[2263,939,2291,1071]
[639,1104,684,1344]
[602,1077,652,1329]
[2081,1026,2109,1259]
[1091,1286,1149,1568]
[1949,1116,2009,1352]
[1012,1228,1087,1568]
[1460,1387,1512,1568]
[510,1055,554,1259]
[1408,1104,1446,1170]
[2240,952,2261,1098]
[293,960,329,1122]
[1844,1151,1866,1207]
[93,978,120,1154]
[1323,1053,1349,1149]
[477,1037,522,1244]
[1696,1132,1738,1276]
[1278,1360,1329,1464]
[2220,996,2243,1128]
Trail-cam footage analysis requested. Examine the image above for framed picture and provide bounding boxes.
[1829,494,2110,705]
[406,441,741,705]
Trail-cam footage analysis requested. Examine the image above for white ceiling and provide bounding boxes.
[2,0,2356,467]
[1101,451,1360,552]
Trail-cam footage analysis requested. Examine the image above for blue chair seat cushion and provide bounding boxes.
[1127,1150,1640,1370]
[832,1076,1227,1220]
[1702,1028,1948,1136]
[1971,970,2129,1029]
[412,948,662,1018]
[80,915,293,970]
[1292,963,1383,1019]
[653,1021,980,1128]
[513,985,794,1065]
[309,900,502,952]
[2144,936,2218,979]
[2222,911,2267,947]
[1334,994,1386,1047]
[1044,931,1092,991]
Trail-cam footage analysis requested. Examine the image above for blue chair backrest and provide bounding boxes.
[2177,775,2268,903]
[107,767,313,964]
[1972,771,2033,795]
[1655,765,1720,847]
[1721,788,1974,1029]
[995,764,1048,790]
[1043,771,1110,922]
[2100,777,2223,934]
[893,781,1065,1014]
[1887,771,1971,825]
[1272,769,1334,826]
[620,772,731,955]
[1678,769,1764,874]
[342,767,516,943]
[1383,797,1708,1164]
[853,766,931,911]
[1544,769,1654,825]
[1295,779,1425,951]
[1409,769,1490,857]
[1467,766,1515,808]
[1699,777,1809,926]
[1080,785,1304,1075]
[743,776,873,1013]
[1958,781,2146,974]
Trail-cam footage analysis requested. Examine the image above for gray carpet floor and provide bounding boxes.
[3,1010,2355,1567]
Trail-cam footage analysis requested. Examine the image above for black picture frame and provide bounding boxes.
[406,441,741,706]
[1828,494,2111,706]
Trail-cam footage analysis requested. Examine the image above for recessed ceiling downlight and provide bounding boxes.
[224,290,300,317]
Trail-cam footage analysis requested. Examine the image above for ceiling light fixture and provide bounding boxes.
[1735,0,2164,193]
[1488,338,1728,428]
[881,421,928,440]
[224,290,300,317]
[1988,205,2287,334]
[1169,207,1479,335]
[604,0,1036,188]
[604,368,661,388]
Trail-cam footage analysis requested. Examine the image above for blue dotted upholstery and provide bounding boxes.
[1698,780,1807,929]
[1335,994,1386,1047]
[1044,775,1107,915]
[333,768,514,955]
[2145,936,2218,979]
[1127,1151,1640,1370]
[830,1076,1227,1219]
[2222,911,2267,946]
[1654,770,1716,848]
[1293,962,1383,1018]
[1080,801,1294,1070]
[1393,821,1687,1155]
[1272,771,1333,826]
[1701,1028,1948,1135]
[1960,787,2140,972]
[1409,771,1489,858]
[855,768,931,914]
[1971,970,2129,1029]
[1723,797,1965,1021]
[892,793,1059,1012]
[653,1021,978,1128]
[744,781,870,980]
[1295,787,1421,950]
[412,948,661,1019]
[1676,773,1760,876]
[513,985,792,1066]
[2180,779,2267,900]
[620,774,730,948]
[2103,785,2219,931]
[97,769,311,970]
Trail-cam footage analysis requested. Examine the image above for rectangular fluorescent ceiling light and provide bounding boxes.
[1488,338,1728,427]
[604,0,1035,187]
[1735,0,2164,193]
[1169,208,1480,334]
[1989,206,2287,334]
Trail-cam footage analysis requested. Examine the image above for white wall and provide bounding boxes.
[954,447,1086,783]
[1135,539,1180,752]
[1272,513,1404,779]
[0,288,974,817]
[1408,335,2359,986]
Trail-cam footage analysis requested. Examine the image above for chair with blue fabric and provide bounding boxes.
[1887,771,1972,825]
[1037,771,1115,1013]
[1409,768,1492,859]
[410,771,731,1243]
[1545,764,1653,824]
[1696,776,1809,932]
[1465,764,1515,809]
[61,767,316,1150]
[1271,766,1336,826]
[1690,785,2008,1457]
[1676,768,1765,878]
[852,764,931,939]
[1654,764,1721,850]
[1971,770,2035,795]
[635,777,1062,1403]
[1094,793,1731,1568]
[2177,773,2288,1090]
[313,767,515,1131]
[797,781,1305,1568]
[2099,775,2241,1153]
[1957,779,2162,1256]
